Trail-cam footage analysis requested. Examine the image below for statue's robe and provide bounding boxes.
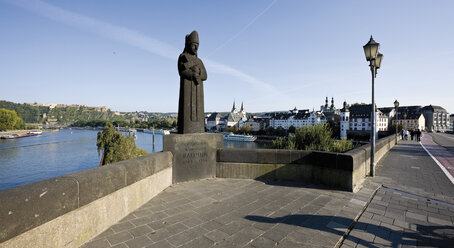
[177,52,207,134]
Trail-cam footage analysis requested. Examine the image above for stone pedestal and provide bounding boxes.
[163,133,223,183]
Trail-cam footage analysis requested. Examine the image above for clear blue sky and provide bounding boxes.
[1,0,453,113]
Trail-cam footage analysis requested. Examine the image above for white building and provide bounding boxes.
[206,113,222,130]
[341,103,388,140]
[226,101,247,127]
[392,112,425,131]
[421,105,450,132]
[269,108,327,130]
[340,101,349,139]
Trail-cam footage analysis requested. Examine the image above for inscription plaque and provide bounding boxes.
[163,133,223,183]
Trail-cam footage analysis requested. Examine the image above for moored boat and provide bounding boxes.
[28,131,43,135]
[143,129,170,135]
[223,133,257,142]
[1,134,18,139]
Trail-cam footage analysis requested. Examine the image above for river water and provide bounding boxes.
[0,129,264,191]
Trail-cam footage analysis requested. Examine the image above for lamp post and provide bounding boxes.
[394,100,399,144]
[363,36,383,177]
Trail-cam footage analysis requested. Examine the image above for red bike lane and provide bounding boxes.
[420,133,454,184]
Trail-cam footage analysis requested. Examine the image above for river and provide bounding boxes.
[0,129,265,191]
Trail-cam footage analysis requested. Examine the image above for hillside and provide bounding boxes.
[0,100,122,125]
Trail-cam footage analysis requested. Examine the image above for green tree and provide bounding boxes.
[0,108,25,130]
[245,125,251,134]
[269,124,354,153]
[288,125,296,134]
[97,122,148,166]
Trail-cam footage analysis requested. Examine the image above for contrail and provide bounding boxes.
[2,0,286,97]
[207,0,279,57]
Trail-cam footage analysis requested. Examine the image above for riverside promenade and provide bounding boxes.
[82,135,454,248]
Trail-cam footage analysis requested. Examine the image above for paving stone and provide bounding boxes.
[204,229,230,243]
[111,243,128,248]
[147,228,171,242]
[427,216,452,225]
[106,231,133,246]
[147,221,166,231]
[133,209,153,218]
[276,237,304,248]
[111,221,135,233]
[263,227,288,243]
[200,220,224,231]
[81,238,111,248]
[129,225,153,238]
[181,217,204,227]
[166,226,206,247]
[393,219,411,229]
[372,213,394,224]
[183,235,214,248]
[165,222,188,234]
[125,235,152,248]
[217,221,245,236]
[286,229,316,244]
[144,239,174,248]
[349,229,375,243]
[249,236,277,248]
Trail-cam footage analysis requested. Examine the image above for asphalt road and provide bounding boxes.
[429,132,454,153]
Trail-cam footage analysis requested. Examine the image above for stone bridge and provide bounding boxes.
[0,134,400,247]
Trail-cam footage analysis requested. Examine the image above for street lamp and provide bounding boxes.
[394,100,399,144]
[363,36,383,177]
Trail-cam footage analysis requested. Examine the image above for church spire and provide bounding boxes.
[240,102,244,112]
[325,97,329,108]
[331,97,335,109]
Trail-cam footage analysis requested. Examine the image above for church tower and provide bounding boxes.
[231,101,237,113]
[340,101,350,139]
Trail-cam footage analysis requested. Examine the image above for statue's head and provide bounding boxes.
[185,30,199,55]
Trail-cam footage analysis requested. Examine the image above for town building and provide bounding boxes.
[241,120,261,132]
[450,114,454,131]
[320,97,339,115]
[339,101,349,139]
[225,101,247,128]
[345,104,388,139]
[393,112,425,131]
[269,108,326,130]
[421,105,450,132]
[206,113,223,131]
[377,107,396,127]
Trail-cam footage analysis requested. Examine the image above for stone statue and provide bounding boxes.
[177,30,207,134]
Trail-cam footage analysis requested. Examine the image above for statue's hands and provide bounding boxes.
[191,66,201,75]
[194,74,202,85]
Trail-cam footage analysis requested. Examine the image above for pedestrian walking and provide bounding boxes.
[404,129,408,140]
[400,129,404,140]
[416,129,421,141]
[410,130,415,141]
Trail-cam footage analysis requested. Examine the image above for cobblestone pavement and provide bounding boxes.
[82,138,454,248]
[341,139,454,248]
[81,178,374,248]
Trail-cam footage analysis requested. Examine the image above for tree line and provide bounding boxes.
[72,118,177,129]
[0,108,25,131]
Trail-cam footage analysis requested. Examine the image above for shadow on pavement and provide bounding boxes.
[245,214,454,247]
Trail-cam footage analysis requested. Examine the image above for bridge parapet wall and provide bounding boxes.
[0,152,172,248]
[217,135,398,192]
